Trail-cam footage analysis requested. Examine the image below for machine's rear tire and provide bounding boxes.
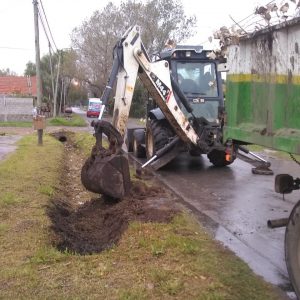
[285,200,300,298]
[126,128,134,152]
[189,147,202,157]
[146,119,173,159]
[207,149,234,167]
[133,129,146,158]
[133,137,145,158]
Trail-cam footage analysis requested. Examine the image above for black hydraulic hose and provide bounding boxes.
[170,76,193,113]
[142,136,180,168]
[155,136,180,158]
[100,57,119,106]
[141,42,150,62]
[100,44,123,106]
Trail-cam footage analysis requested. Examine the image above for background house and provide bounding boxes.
[0,76,37,121]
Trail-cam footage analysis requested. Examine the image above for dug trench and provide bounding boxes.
[48,131,180,255]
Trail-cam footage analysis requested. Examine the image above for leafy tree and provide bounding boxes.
[24,61,36,76]
[24,50,87,113]
[0,68,17,76]
[68,82,88,105]
[24,55,58,103]
[40,53,59,102]
[126,80,148,118]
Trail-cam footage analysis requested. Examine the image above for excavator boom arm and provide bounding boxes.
[99,25,200,145]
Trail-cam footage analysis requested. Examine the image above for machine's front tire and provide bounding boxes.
[146,119,173,159]
[285,200,300,298]
[207,149,234,167]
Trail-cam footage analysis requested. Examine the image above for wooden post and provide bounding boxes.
[33,0,43,145]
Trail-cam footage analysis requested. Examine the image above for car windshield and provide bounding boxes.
[89,102,101,111]
[176,62,218,97]
[175,61,219,121]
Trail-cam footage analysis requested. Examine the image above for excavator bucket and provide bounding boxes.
[81,120,131,199]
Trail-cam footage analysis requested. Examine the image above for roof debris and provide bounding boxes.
[207,0,300,58]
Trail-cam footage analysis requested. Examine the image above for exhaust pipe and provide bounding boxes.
[267,218,289,228]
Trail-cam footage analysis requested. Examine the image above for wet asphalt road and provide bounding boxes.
[153,152,299,297]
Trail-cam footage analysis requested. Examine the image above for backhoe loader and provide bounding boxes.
[81,25,237,199]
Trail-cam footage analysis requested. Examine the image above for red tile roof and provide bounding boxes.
[0,76,37,97]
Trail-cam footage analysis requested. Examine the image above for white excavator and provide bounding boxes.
[80,25,245,198]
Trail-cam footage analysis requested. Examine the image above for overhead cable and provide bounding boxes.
[39,0,59,51]
[38,7,54,52]
[0,46,32,51]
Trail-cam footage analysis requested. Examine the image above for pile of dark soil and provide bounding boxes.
[48,131,179,255]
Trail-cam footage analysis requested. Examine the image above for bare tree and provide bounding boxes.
[120,0,197,53]
[71,0,197,96]
[71,2,122,96]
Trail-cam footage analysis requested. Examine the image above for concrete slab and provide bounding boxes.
[0,135,22,161]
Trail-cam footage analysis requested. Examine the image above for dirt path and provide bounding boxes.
[48,131,180,254]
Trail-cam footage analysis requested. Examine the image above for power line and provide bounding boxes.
[236,0,276,26]
[38,8,54,52]
[39,0,59,52]
[0,46,32,51]
[199,0,277,45]
[239,14,261,28]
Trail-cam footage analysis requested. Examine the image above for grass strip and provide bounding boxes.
[247,144,300,161]
[0,132,284,299]
[48,114,87,127]
[0,121,32,127]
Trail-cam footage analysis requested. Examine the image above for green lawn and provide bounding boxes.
[0,121,32,127]
[48,114,87,127]
[247,144,300,161]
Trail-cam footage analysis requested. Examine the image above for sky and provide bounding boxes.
[0,0,266,75]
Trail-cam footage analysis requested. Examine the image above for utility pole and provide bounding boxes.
[53,51,61,117]
[33,0,43,145]
[59,77,64,115]
[48,42,55,116]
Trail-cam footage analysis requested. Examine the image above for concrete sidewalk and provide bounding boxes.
[0,135,22,161]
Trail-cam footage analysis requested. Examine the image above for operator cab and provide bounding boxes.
[158,46,224,123]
